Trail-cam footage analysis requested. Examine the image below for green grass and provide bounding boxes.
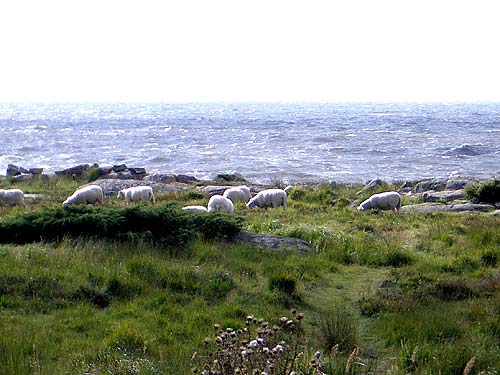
[1,179,500,374]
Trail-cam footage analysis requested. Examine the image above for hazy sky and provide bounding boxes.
[1,0,499,103]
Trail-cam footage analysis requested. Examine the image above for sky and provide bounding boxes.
[1,0,499,103]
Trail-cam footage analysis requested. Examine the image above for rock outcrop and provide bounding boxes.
[87,179,193,197]
[400,202,496,214]
[234,231,314,255]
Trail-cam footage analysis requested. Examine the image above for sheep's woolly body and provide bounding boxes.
[246,189,288,209]
[182,205,208,212]
[63,185,104,206]
[222,185,252,204]
[207,195,234,213]
[0,188,25,206]
[357,191,402,211]
[117,186,155,204]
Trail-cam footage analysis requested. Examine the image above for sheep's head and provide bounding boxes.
[117,190,125,199]
[246,198,257,209]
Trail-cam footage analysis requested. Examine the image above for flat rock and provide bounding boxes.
[400,202,496,214]
[106,172,142,180]
[422,189,465,203]
[88,179,192,197]
[234,231,314,255]
[197,185,233,197]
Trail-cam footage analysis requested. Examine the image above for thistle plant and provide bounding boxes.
[193,310,326,375]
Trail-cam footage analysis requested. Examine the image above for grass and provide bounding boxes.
[1,178,500,374]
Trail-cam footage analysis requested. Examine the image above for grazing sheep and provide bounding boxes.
[222,185,252,204]
[117,186,155,205]
[284,185,293,194]
[246,188,288,209]
[63,185,103,206]
[0,188,25,206]
[182,205,208,212]
[207,194,234,213]
[357,191,402,211]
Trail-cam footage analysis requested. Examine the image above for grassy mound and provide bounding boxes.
[0,203,242,245]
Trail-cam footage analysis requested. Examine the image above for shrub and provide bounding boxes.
[84,167,100,182]
[480,250,498,266]
[465,179,500,204]
[314,306,358,352]
[429,279,478,301]
[0,205,242,245]
[383,249,414,267]
[268,275,297,296]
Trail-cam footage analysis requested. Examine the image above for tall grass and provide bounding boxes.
[1,179,500,373]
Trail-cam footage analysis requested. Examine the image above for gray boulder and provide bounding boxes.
[234,231,314,255]
[176,174,199,184]
[356,178,384,195]
[6,164,21,177]
[98,163,114,176]
[112,164,127,172]
[445,178,477,191]
[144,174,176,184]
[55,164,90,176]
[414,178,448,193]
[129,167,146,176]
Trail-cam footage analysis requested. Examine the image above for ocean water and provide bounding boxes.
[1,102,499,184]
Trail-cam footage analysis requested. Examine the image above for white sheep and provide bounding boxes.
[63,185,104,206]
[246,188,288,209]
[222,185,252,204]
[207,194,234,213]
[357,191,402,211]
[117,186,155,205]
[0,188,25,206]
[181,205,208,212]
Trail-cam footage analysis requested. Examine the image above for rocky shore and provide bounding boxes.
[2,162,499,215]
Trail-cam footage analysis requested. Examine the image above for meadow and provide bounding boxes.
[1,175,500,374]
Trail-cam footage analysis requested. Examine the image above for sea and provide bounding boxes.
[1,102,499,184]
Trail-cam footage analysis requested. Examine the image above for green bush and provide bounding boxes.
[268,275,297,296]
[465,179,500,204]
[0,204,242,245]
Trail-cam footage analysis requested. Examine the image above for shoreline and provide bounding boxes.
[1,161,497,188]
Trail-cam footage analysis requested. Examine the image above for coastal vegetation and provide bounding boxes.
[1,175,500,374]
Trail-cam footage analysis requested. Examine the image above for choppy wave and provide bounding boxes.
[1,102,499,183]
